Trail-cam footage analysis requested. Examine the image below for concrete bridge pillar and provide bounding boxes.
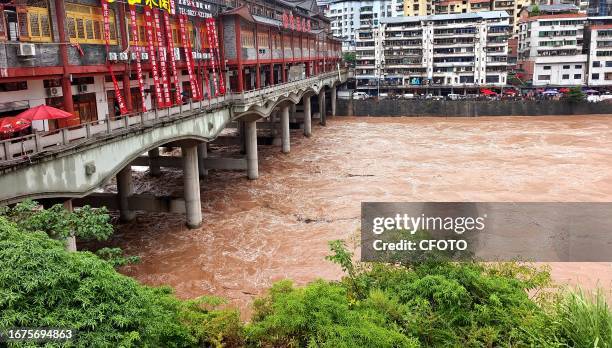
[182,144,202,229]
[281,105,290,153]
[148,148,162,177]
[319,89,326,126]
[246,120,259,180]
[198,142,208,177]
[331,86,337,117]
[303,95,312,137]
[289,103,297,123]
[63,199,77,252]
[117,166,136,222]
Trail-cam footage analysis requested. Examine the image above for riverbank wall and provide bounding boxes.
[336,100,612,117]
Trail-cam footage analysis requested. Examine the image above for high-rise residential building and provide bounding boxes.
[325,0,402,51]
[355,11,510,94]
[517,5,588,86]
[588,0,612,15]
[584,16,612,86]
[403,0,531,34]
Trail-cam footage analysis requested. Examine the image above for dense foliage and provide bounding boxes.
[0,204,610,347]
[0,217,243,347]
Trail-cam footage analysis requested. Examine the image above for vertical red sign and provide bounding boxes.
[130,5,147,112]
[153,9,171,107]
[144,9,163,108]
[164,12,182,104]
[102,0,128,115]
[179,15,200,100]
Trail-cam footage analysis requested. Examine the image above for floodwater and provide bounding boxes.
[109,116,612,314]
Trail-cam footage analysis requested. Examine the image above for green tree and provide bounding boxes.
[530,5,541,16]
[0,217,243,347]
[564,86,586,103]
[1,200,113,241]
[342,52,356,64]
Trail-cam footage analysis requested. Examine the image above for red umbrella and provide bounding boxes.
[480,88,496,96]
[504,89,517,95]
[16,105,72,121]
[559,88,570,93]
[0,116,31,135]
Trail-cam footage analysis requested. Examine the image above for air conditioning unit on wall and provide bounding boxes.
[18,43,36,57]
[45,87,59,97]
[108,52,118,61]
[119,52,129,61]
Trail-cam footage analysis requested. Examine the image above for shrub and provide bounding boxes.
[0,217,242,347]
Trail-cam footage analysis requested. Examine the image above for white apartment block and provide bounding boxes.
[585,18,612,86]
[325,0,402,51]
[355,11,510,92]
[404,0,531,34]
[517,13,588,86]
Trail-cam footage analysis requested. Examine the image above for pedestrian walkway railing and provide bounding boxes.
[0,69,347,164]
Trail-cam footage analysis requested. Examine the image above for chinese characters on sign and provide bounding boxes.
[176,0,212,18]
[282,11,311,32]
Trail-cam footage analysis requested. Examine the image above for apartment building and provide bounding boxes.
[325,0,402,51]
[355,11,510,94]
[517,7,588,86]
[584,16,612,86]
[404,0,531,34]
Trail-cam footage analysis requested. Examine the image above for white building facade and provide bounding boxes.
[355,11,510,94]
[585,19,612,86]
[325,0,401,51]
[517,14,588,86]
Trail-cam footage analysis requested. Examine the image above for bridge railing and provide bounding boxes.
[0,68,347,164]
[0,95,230,164]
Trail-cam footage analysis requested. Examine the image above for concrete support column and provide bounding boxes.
[182,144,202,228]
[148,148,161,177]
[331,86,337,117]
[281,105,290,153]
[198,143,208,177]
[303,95,312,137]
[289,103,297,123]
[246,120,259,180]
[117,166,136,222]
[63,199,76,252]
[319,90,326,126]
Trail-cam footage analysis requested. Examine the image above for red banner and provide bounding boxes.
[179,15,200,101]
[144,9,163,108]
[164,12,182,104]
[102,0,128,115]
[130,5,147,112]
[204,18,225,95]
[153,9,171,107]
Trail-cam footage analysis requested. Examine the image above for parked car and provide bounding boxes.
[379,93,389,99]
[353,92,370,100]
[431,95,444,101]
[447,93,461,101]
[401,93,415,99]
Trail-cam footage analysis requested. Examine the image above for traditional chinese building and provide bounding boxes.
[0,0,341,131]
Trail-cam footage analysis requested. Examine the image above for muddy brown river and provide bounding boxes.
[108,116,612,314]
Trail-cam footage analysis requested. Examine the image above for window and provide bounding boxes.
[592,73,600,80]
[575,64,581,69]
[607,61,612,68]
[240,26,255,48]
[562,74,569,79]
[593,61,601,67]
[538,75,551,80]
[563,65,570,69]
[17,6,52,42]
[257,32,269,48]
[574,74,581,79]
[66,3,116,44]
[0,81,27,92]
[543,65,551,70]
